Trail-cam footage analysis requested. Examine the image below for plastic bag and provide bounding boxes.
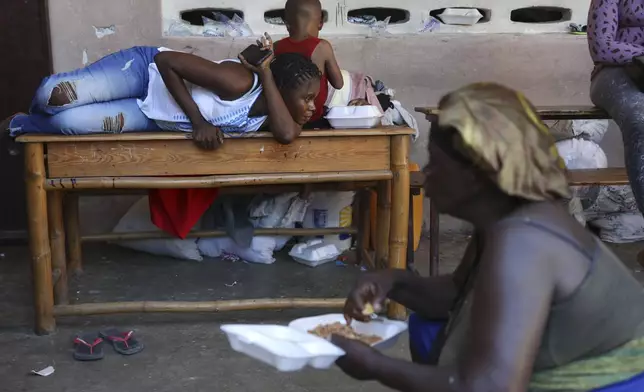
[213,12,253,37]
[166,19,194,37]
[303,192,355,252]
[202,16,227,37]
[555,138,607,226]
[369,16,391,37]
[419,16,440,32]
[113,197,203,261]
[198,237,276,264]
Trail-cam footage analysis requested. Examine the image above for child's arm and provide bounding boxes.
[313,39,344,90]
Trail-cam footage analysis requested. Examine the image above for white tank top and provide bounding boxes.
[137,49,267,134]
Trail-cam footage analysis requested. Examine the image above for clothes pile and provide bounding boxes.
[549,119,644,243]
[324,71,419,141]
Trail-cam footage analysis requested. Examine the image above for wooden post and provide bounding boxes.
[48,191,68,305]
[375,181,391,270]
[388,135,410,320]
[429,200,440,276]
[25,143,55,334]
[357,190,374,269]
[64,193,82,275]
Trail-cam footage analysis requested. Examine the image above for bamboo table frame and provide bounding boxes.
[415,105,621,276]
[17,127,413,334]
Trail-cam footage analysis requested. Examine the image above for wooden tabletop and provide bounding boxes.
[16,127,414,143]
[415,106,610,120]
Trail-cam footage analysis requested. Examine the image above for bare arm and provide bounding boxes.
[255,69,302,144]
[154,51,253,128]
[387,235,480,319]
[312,39,344,90]
[587,0,644,64]
[238,34,303,144]
[368,227,556,391]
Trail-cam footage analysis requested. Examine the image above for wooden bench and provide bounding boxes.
[17,127,414,334]
[413,106,627,276]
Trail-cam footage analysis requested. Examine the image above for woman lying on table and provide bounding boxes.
[332,83,644,392]
[1,34,320,150]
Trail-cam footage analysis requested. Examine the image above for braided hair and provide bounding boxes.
[270,53,322,91]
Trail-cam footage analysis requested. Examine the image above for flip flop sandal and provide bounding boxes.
[73,333,105,361]
[99,328,144,355]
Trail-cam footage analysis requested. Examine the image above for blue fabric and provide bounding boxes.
[408,313,446,364]
[409,313,644,390]
[10,46,161,135]
[594,371,644,391]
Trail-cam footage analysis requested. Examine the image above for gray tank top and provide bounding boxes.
[438,217,644,370]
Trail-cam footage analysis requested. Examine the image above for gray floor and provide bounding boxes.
[0,232,642,392]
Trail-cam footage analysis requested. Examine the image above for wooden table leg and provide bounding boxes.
[375,181,391,270]
[429,199,440,276]
[25,143,55,334]
[64,193,82,275]
[48,191,68,305]
[387,135,410,320]
[357,190,374,269]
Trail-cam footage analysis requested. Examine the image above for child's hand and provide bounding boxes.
[348,98,369,106]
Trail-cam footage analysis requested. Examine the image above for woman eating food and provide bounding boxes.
[331,83,644,391]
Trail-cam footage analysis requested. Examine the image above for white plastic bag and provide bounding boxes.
[202,16,227,37]
[555,138,608,227]
[198,237,276,264]
[113,197,203,261]
[212,12,253,37]
[555,138,608,170]
[303,192,355,252]
[166,19,194,37]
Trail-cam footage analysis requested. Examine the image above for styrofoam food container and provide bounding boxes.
[437,8,483,25]
[288,313,408,350]
[325,106,383,129]
[289,240,341,268]
[221,324,345,371]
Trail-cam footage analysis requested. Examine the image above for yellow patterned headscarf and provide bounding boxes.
[437,83,570,201]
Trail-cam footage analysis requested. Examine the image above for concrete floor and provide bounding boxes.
[0,231,642,392]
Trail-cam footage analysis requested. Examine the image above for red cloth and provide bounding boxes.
[149,188,219,239]
[274,36,329,122]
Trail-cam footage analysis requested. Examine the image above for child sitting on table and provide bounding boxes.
[274,0,344,127]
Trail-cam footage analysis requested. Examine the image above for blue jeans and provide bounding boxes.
[9,46,161,136]
[408,314,644,391]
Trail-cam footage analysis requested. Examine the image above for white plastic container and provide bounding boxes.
[289,313,409,350]
[437,8,483,25]
[325,106,383,129]
[289,239,341,268]
[220,324,345,372]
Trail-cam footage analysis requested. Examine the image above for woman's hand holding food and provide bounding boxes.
[343,271,398,324]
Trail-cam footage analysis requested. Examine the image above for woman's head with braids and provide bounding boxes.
[270,53,322,125]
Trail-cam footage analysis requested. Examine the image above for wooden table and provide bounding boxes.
[415,104,625,276]
[17,127,413,334]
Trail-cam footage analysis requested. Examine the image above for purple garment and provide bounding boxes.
[587,0,644,65]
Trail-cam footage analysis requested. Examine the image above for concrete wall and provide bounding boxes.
[48,0,618,234]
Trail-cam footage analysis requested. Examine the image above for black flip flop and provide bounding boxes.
[73,333,104,361]
[99,328,144,355]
